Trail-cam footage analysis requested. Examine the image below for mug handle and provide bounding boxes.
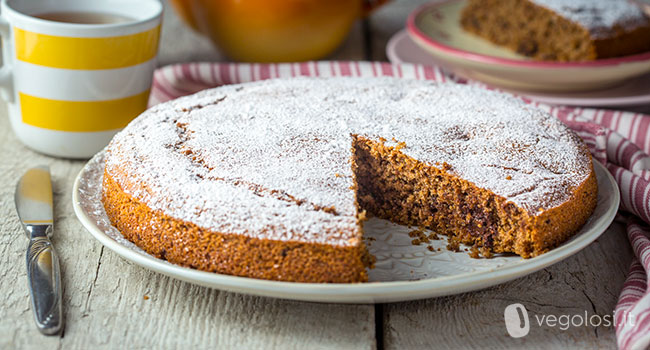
[0,15,14,102]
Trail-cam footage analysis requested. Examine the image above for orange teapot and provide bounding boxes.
[170,0,386,62]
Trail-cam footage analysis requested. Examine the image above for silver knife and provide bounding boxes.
[14,166,63,336]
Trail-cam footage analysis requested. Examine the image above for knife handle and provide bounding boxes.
[26,237,63,335]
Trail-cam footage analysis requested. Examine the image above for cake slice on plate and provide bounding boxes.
[461,0,650,61]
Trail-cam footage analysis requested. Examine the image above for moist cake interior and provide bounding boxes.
[352,136,530,259]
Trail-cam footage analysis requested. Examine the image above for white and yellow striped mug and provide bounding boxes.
[1,0,162,158]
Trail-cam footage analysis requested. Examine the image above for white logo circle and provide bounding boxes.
[504,303,530,338]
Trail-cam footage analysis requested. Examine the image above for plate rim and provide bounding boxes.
[72,155,619,303]
[386,29,650,107]
[406,0,650,69]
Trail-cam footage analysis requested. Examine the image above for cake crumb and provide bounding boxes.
[410,228,435,246]
[357,209,368,222]
[447,237,461,252]
[480,247,494,258]
[469,245,480,259]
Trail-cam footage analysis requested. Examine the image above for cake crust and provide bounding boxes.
[102,172,372,282]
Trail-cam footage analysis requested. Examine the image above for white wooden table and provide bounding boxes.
[0,1,633,348]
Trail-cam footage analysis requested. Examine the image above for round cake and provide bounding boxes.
[101,77,598,283]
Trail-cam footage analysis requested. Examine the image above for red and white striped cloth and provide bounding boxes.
[149,61,650,350]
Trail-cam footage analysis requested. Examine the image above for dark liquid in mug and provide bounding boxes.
[34,11,135,24]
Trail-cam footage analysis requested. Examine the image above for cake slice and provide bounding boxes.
[460,0,650,61]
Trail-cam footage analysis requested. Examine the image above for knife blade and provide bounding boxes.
[14,166,63,336]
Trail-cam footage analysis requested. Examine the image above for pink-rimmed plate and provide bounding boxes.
[387,29,650,109]
[406,0,650,92]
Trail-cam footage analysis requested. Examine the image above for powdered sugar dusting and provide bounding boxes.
[105,78,592,247]
[530,0,649,38]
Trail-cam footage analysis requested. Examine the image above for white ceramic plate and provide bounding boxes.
[388,29,650,109]
[407,0,650,92]
[73,152,619,303]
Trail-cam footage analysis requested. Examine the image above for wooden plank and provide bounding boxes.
[0,4,377,345]
[0,110,91,349]
[0,106,376,349]
[367,3,633,348]
[382,222,631,349]
[65,252,376,349]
